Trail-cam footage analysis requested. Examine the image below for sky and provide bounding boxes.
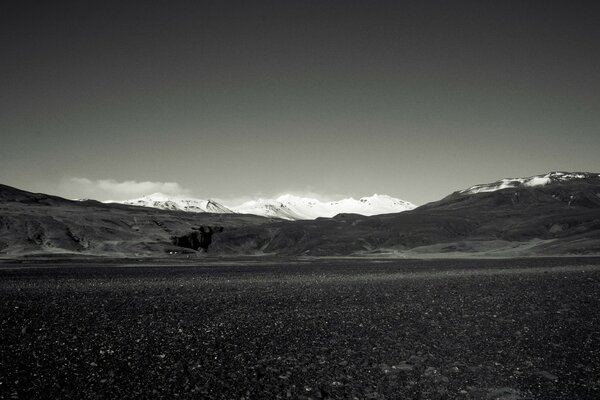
[1,1,599,205]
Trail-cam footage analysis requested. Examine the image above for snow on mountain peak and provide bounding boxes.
[233,194,416,220]
[106,192,415,220]
[460,172,599,195]
[105,193,233,214]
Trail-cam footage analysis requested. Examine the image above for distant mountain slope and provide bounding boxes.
[459,171,600,195]
[233,194,416,220]
[105,193,234,214]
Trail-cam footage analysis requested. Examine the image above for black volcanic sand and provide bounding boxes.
[1,258,600,399]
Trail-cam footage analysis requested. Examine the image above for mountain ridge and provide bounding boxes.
[233,193,416,220]
[106,193,235,214]
[106,193,416,220]
[459,171,600,195]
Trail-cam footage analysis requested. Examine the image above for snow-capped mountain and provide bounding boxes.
[232,194,416,220]
[106,193,234,214]
[460,172,600,195]
[108,193,416,220]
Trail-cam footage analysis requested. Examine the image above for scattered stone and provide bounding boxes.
[393,362,414,372]
[408,355,424,364]
[486,387,522,400]
[2,259,598,399]
[380,364,392,374]
[278,371,291,379]
[315,387,329,398]
[534,370,558,381]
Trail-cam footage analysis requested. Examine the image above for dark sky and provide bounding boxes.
[1,1,599,204]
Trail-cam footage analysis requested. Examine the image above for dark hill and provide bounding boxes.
[0,184,273,257]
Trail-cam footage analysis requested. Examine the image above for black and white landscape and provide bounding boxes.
[2,1,600,399]
[2,173,600,398]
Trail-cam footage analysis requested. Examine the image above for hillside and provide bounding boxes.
[213,172,600,257]
[2,172,600,258]
[0,184,272,258]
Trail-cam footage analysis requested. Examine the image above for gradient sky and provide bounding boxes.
[1,1,599,205]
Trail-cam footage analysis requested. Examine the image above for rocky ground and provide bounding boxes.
[1,257,600,399]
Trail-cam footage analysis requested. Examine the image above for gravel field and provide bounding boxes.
[1,258,600,399]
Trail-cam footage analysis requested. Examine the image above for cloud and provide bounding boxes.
[60,177,191,201]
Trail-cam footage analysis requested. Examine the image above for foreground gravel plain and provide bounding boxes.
[1,257,600,399]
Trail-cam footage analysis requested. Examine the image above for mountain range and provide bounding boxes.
[1,171,599,258]
[106,193,416,220]
[108,193,235,214]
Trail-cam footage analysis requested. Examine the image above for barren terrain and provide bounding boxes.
[1,257,600,399]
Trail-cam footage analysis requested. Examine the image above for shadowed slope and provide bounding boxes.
[0,184,272,257]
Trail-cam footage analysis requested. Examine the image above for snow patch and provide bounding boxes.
[524,176,551,187]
